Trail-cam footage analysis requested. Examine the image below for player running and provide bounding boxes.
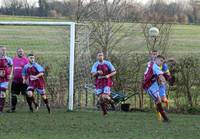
[0,46,13,114]
[91,52,116,116]
[143,55,169,122]
[22,54,50,113]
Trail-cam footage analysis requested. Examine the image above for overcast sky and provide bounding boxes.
[0,0,189,6]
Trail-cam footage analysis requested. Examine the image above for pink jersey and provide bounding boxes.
[13,56,29,84]
[0,57,12,82]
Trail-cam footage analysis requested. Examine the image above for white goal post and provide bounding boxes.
[0,21,75,111]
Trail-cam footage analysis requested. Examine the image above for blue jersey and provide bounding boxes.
[22,63,44,76]
[160,63,170,74]
[5,56,13,67]
[91,60,115,74]
[153,63,163,77]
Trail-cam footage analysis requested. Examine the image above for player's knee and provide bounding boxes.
[155,98,161,104]
[0,92,6,98]
[27,91,33,97]
[99,95,103,102]
[41,94,47,99]
[101,94,110,102]
[162,97,168,103]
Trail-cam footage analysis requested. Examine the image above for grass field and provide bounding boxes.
[0,16,200,139]
[0,109,200,139]
[0,15,200,57]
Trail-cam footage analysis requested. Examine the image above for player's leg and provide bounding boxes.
[102,86,114,110]
[26,87,36,112]
[104,87,115,111]
[96,88,107,115]
[37,88,50,114]
[147,82,169,122]
[99,94,108,115]
[0,82,9,113]
[8,82,20,112]
[22,84,38,111]
[99,86,112,115]
[159,84,169,108]
[0,91,6,113]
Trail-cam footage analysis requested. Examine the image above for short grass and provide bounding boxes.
[0,109,200,139]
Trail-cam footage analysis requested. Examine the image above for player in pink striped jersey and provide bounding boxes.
[8,48,38,113]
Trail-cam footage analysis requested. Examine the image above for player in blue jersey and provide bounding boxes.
[91,52,116,115]
[143,55,169,122]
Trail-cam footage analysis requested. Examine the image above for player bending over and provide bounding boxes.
[22,54,50,113]
[143,55,169,122]
[0,46,13,114]
[91,52,116,116]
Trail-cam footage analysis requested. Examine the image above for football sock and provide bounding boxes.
[156,102,169,121]
[11,95,17,110]
[26,96,33,111]
[0,98,5,112]
[100,102,107,115]
[43,98,50,114]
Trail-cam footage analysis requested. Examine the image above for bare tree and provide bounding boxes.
[22,0,37,16]
[88,0,130,58]
[141,0,173,55]
[38,0,49,16]
[2,0,23,15]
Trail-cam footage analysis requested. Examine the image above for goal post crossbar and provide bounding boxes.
[0,21,75,111]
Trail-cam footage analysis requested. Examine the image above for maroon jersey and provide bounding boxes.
[22,63,45,89]
[0,57,12,82]
[91,60,116,89]
[95,64,113,89]
[143,62,155,90]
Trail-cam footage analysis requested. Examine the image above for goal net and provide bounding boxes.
[0,21,94,111]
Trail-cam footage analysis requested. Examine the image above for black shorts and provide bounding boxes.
[11,82,28,95]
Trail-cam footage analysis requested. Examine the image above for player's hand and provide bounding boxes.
[7,75,12,80]
[23,79,26,84]
[30,75,38,80]
[105,75,110,79]
[97,70,103,75]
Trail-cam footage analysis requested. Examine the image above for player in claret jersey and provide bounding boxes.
[91,52,116,116]
[143,55,170,122]
[0,46,13,114]
[22,54,50,113]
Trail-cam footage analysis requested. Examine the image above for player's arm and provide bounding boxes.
[91,62,103,77]
[7,57,13,79]
[32,64,45,79]
[34,72,44,78]
[91,71,103,77]
[105,61,116,78]
[158,74,166,85]
[22,66,27,84]
[154,64,166,85]
[106,71,116,78]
